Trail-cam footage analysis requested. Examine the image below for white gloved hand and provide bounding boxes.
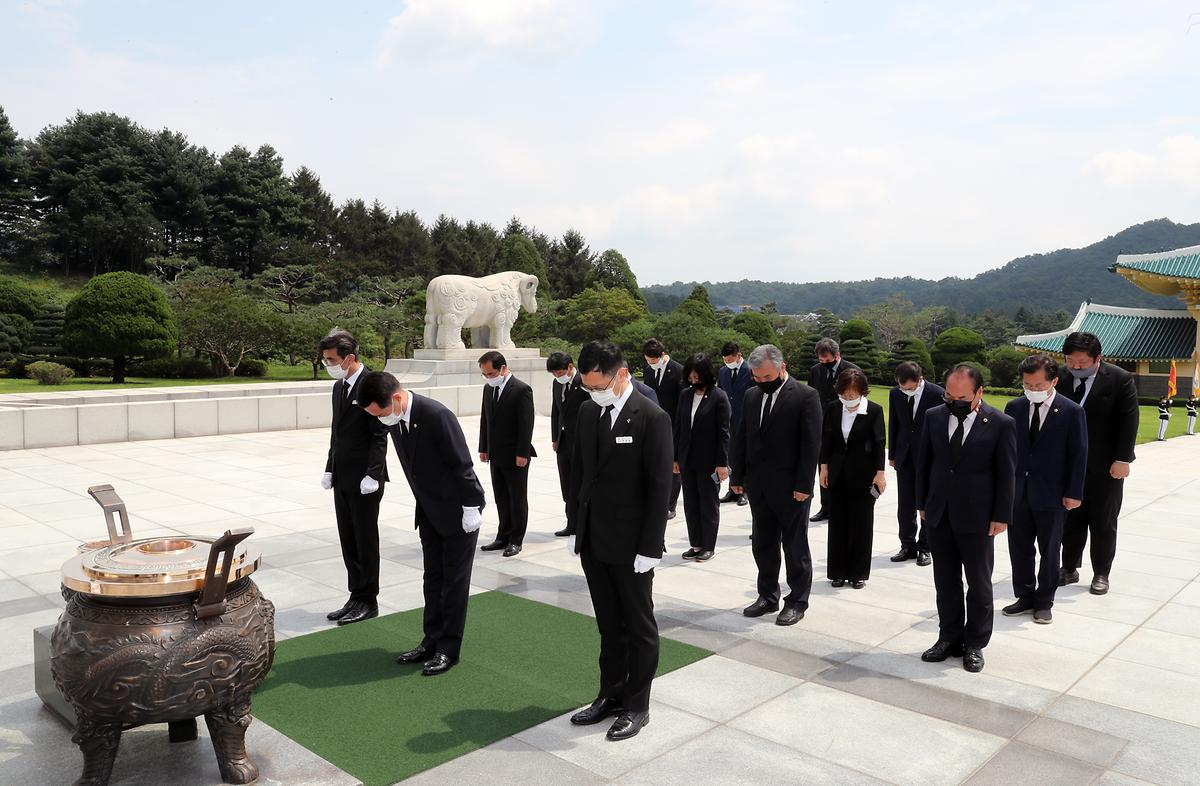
[321,472,333,490]
[567,535,577,556]
[462,506,482,533]
[633,554,661,573]
[359,475,380,495]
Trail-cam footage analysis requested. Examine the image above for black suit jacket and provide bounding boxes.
[550,374,590,452]
[632,378,659,407]
[1005,394,1088,512]
[820,401,885,489]
[730,375,823,498]
[1057,362,1138,474]
[478,374,537,464]
[388,393,486,537]
[807,359,862,408]
[916,403,1016,534]
[643,358,684,419]
[567,388,673,563]
[324,370,389,485]
[888,381,945,469]
[718,362,754,429]
[674,386,731,473]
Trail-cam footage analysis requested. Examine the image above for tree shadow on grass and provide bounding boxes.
[406,705,568,756]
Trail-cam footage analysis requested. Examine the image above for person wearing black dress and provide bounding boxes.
[819,368,886,589]
[673,353,731,562]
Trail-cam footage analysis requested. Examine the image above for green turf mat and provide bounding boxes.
[251,591,712,785]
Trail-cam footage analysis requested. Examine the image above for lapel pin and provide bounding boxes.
[982,417,988,423]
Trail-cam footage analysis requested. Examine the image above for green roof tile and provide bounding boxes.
[1014,302,1196,360]
[1111,245,1200,279]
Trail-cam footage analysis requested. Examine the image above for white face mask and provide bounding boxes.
[324,360,347,380]
[485,374,504,388]
[590,388,617,407]
[900,386,920,398]
[1024,388,1051,404]
[378,411,402,426]
[839,396,863,411]
[646,357,665,370]
[725,361,739,370]
[554,373,572,385]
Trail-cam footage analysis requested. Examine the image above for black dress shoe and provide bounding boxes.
[606,711,649,741]
[1033,608,1053,624]
[693,550,714,561]
[326,600,355,621]
[921,640,964,662]
[682,548,699,560]
[831,579,845,587]
[737,496,748,507]
[810,508,828,522]
[1002,597,1034,616]
[775,604,805,626]
[337,603,378,626]
[422,653,458,676]
[570,697,624,726]
[396,645,434,664]
[743,598,780,618]
[502,544,522,557]
[719,491,738,504]
[480,539,507,552]
[963,647,985,673]
[916,551,932,567]
[850,580,865,589]
[554,528,570,537]
[1090,574,1109,595]
[890,547,917,563]
[1059,568,1079,586]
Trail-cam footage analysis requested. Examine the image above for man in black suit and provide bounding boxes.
[358,372,485,676]
[566,341,672,742]
[888,361,944,566]
[642,338,684,518]
[319,330,389,626]
[1002,354,1087,625]
[548,351,589,537]
[1058,331,1139,596]
[477,351,536,557]
[718,341,753,507]
[916,364,1016,673]
[730,344,822,626]
[807,338,861,522]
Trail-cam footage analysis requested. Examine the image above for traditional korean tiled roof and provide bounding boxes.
[1014,302,1196,361]
[1111,245,1200,279]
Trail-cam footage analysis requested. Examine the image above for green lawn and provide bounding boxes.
[864,387,1187,446]
[0,361,320,394]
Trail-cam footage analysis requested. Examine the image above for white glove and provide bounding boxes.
[567,535,577,556]
[359,476,379,495]
[321,472,333,490]
[633,554,661,573]
[462,506,482,533]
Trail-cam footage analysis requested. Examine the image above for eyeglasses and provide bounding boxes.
[581,374,617,394]
[321,358,344,368]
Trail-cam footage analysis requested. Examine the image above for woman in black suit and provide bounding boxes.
[674,353,731,562]
[819,368,886,588]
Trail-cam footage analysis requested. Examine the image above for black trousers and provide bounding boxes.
[669,473,682,514]
[826,478,876,581]
[895,461,927,551]
[1062,470,1123,576]
[490,463,530,546]
[747,487,813,609]
[333,481,384,603]
[555,441,573,515]
[581,549,659,712]
[417,515,478,659]
[1008,498,1064,609]
[681,466,720,551]
[928,515,994,649]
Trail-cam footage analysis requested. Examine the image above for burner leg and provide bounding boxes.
[72,714,122,786]
[205,699,258,784]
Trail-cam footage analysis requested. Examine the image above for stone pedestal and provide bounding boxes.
[385,348,551,417]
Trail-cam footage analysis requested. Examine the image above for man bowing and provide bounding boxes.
[567,341,673,742]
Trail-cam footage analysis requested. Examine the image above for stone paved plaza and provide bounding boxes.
[1,415,1199,785]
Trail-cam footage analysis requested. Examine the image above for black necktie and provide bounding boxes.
[909,394,917,424]
[600,404,614,434]
[399,420,414,459]
[760,392,774,431]
[950,414,966,464]
[344,380,352,397]
[1071,378,1085,403]
[1029,402,1042,444]
[493,384,501,405]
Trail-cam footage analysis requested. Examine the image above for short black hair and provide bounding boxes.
[478,351,507,371]
[895,361,923,385]
[682,353,717,388]
[1062,332,1102,358]
[642,338,664,357]
[358,371,399,409]
[578,340,624,376]
[720,341,741,357]
[835,367,870,396]
[815,338,840,359]
[546,351,573,372]
[319,330,357,359]
[1018,353,1059,381]
[945,363,985,392]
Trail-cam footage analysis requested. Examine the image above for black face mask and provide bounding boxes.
[756,377,783,395]
[946,398,973,418]
[691,381,706,390]
[821,360,837,370]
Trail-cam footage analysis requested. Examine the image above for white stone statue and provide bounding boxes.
[423,271,539,350]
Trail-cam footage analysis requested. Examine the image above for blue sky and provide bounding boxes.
[3,1,1199,285]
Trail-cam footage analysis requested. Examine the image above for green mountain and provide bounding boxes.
[643,218,1199,315]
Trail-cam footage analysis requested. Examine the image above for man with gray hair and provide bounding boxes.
[731,344,823,625]
[807,337,860,522]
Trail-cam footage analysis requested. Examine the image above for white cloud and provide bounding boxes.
[1090,135,1200,193]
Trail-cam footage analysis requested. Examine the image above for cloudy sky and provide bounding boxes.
[3,0,1199,285]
